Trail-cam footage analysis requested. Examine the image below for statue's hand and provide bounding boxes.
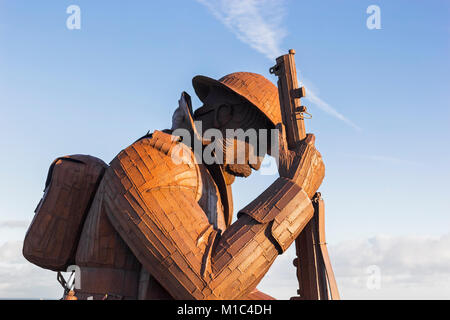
[171,93,192,131]
[276,123,325,199]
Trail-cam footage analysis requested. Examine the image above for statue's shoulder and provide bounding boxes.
[108,130,202,199]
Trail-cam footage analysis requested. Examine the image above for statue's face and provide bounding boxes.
[193,86,272,180]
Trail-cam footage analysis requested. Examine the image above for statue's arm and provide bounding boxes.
[103,162,313,299]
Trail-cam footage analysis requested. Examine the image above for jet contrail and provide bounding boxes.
[196,0,360,131]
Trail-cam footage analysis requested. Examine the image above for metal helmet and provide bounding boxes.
[192,72,281,127]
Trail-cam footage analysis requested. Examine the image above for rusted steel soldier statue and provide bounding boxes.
[24,54,336,299]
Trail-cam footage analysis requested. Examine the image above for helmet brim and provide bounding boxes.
[192,75,276,128]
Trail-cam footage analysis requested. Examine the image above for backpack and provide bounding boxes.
[23,155,107,271]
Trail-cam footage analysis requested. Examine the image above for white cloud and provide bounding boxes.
[0,220,29,229]
[196,0,286,60]
[0,241,62,299]
[2,234,450,299]
[258,233,450,299]
[341,153,422,167]
[196,0,360,131]
[354,154,420,166]
[304,86,362,132]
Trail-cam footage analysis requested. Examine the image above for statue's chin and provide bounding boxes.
[225,163,252,178]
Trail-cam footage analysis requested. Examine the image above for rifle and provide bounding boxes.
[269,49,340,300]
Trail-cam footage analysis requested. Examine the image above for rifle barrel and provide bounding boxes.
[270,49,306,150]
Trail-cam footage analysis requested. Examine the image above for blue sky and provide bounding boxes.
[0,1,449,299]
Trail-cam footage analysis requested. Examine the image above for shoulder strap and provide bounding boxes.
[205,163,233,228]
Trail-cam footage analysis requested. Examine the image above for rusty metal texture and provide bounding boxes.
[73,131,315,299]
[193,72,282,126]
[23,155,107,271]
